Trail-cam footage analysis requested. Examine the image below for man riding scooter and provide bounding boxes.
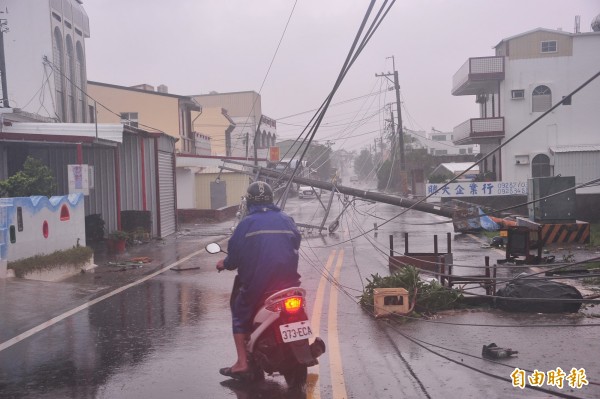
[216,181,302,380]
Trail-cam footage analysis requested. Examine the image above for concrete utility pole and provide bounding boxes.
[219,160,454,218]
[0,17,9,108]
[253,118,263,166]
[376,56,405,171]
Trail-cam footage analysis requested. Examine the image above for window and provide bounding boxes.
[431,134,447,141]
[66,35,76,122]
[532,85,552,112]
[60,204,70,221]
[541,40,557,53]
[42,220,49,239]
[511,90,524,100]
[435,150,448,155]
[76,42,86,122]
[459,149,467,154]
[17,207,23,231]
[53,28,66,121]
[9,225,16,243]
[532,154,552,178]
[120,112,139,127]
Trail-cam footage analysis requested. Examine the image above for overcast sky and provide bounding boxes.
[83,0,599,152]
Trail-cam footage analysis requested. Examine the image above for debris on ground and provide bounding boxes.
[496,278,583,313]
[482,343,518,359]
[130,257,152,263]
[107,258,151,271]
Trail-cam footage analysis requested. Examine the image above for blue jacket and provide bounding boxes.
[224,203,301,333]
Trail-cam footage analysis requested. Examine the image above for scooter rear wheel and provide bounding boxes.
[251,366,265,382]
[283,364,307,388]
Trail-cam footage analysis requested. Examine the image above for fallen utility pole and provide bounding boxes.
[219,160,454,218]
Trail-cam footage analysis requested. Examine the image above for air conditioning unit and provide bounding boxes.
[511,90,525,100]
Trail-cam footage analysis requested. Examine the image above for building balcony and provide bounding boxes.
[452,56,504,96]
[453,117,504,145]
[179,136,197,155]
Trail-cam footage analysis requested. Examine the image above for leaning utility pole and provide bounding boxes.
[253,117,263,166]
[376,56,405,171]
[376,56,406,194]
[219,159,455,218]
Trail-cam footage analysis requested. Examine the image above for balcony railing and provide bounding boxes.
[453,117,505,145]
[452,56,504,96]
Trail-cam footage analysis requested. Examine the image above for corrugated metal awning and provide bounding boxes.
[550,145,600,154]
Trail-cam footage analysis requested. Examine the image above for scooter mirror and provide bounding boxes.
[205,243,222,254]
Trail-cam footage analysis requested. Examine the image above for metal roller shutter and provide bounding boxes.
[158,151,176,237]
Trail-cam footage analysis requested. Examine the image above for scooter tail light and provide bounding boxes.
[283,296,303,314]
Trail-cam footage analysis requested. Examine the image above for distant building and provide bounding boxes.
[87,81,201,155]
[405,128,479,156]
[451,19,600,219]
[191,107,235,156]
[429,162,479,182]
[190,91,277,158]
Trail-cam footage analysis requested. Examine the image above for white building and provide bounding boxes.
[451,20,600,205]
[406,129,479,156]
[1,0,90,122]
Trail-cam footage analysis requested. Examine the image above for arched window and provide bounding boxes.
[66,35,76,122]
[76,42,86,122]
[53,28,66,121]
[532,154,552,178]
[60,204,70,221]
[532,85,552,112]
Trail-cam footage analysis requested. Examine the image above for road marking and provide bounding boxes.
[0,247,207,353]
[307,249,337,399]
[328,249,347,398]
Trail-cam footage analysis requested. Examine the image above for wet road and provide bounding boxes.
[1,184,599,398]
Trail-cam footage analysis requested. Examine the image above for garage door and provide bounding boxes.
[157,151,176,237]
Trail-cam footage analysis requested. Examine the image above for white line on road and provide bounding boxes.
[0,248,206,353]
[328,249,348,399]
[307,249,338,399]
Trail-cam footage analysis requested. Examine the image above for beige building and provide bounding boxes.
[192,107,236,156]
[191,91,277,158]
[87,81,201,154]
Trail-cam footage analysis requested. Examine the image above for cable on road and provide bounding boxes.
[382,327,432,399]
[398,330,600,388]
[382,321,589,399]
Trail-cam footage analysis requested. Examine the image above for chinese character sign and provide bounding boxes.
[269,147,280,162]
[426,181,527,197]
[511,367,588,390]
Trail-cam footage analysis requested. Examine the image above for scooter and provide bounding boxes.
[206,243,326,387]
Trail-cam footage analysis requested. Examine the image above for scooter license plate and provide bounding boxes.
[279,320,313,343]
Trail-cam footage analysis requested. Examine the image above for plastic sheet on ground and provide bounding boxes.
[495,278,583,313]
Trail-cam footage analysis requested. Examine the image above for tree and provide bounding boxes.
[354,149,374,179]
[0,156,57,197]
